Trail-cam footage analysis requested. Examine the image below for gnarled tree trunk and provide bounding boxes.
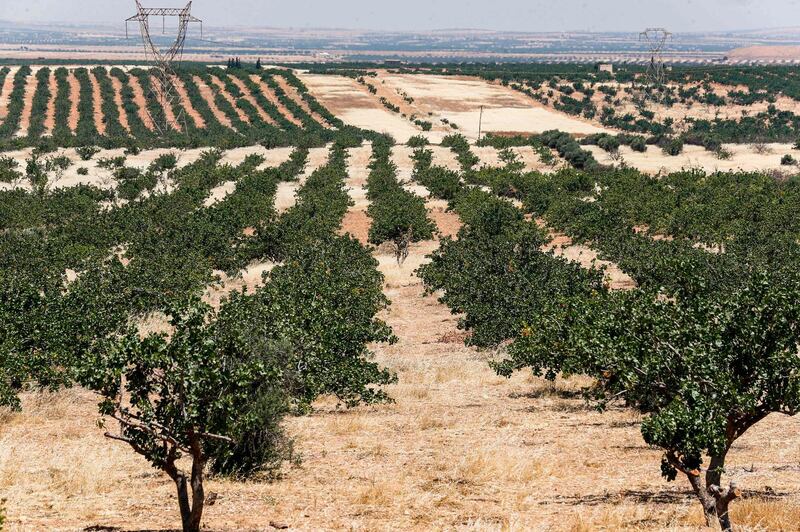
[164,441,206,532]
[684,452,739,532]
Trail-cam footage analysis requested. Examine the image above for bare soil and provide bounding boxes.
[274,74,330,126]
[0,66,17,122]
[43,70,57,135]
[89,70,106,135]
[587,143,799,175]
[16,67,37,136]
[249,74,303,127]
[339,209,372,244]
[126,73,154,131]
[208,74,250,124]
[192,75,233,129]
[228,75,276,125]
[151,75,183,133]
[109,74,130,132]
[299,72,422,143]
[172,75,205,129]
[66,70,81,132]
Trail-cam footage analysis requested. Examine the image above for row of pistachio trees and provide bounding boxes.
[416,132,800,531]
[0,66,377,152]
[0,139,395,532]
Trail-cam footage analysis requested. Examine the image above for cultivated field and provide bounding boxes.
[2,62,800,532]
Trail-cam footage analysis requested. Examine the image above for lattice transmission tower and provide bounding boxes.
[639,28,672,86]
[126,1,202,134]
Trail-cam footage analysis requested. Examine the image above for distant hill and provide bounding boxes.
[728,45,800,61]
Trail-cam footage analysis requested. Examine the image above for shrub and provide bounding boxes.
[97,156,127,169]
[662,137,684,156]
[781,154,796,166]
[407,134,429,148]
[629,135,647,152]
[76,146,101,161]
[77,167,89,176]
[0,156,21,183]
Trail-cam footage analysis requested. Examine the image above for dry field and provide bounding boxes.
[586,142,799,175]
[2,144,800,532]
[299,71,611,143]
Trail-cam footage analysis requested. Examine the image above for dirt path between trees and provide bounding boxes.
[127,74,155,131]
[228,75,276,125]
[17,68,37,136]
[109,74,130,132]
[0,66,18,122]
[43,70,57,135]
[249,74,303,127]
[171,76,204,129]
[274,74,330,126]
[66,70,81,132]
[208,75,250,124]
[152,75,182,133]
[192,75,233,128]
[89,70,106,135]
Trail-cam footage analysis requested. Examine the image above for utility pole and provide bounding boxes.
[639,28,672,87]
[477,105,484,144]
[126,1,202,135]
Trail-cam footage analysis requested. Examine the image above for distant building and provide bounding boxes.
[383,59,404,66]
[597,63,614,75]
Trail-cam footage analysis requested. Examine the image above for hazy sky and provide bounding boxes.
[1,0,798,32]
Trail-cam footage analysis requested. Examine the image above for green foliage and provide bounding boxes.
[76,145,101,161]
[0,156,21,183]
[407,134,429,148]
[365,142,436,246]
[540,130,600,170]
[662,137,685,156]
[419,188,604,348]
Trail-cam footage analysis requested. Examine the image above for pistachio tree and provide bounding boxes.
[496,267,800,530]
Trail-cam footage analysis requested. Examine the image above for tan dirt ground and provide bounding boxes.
[429,145,463,171]
[587,143,799,175]
[391,144,418,182]
[89,70,106,135]
[274,145,331,212]
[126,74,154,131]
[339,209,372,244]
[544,229,636,290]
[172,75,205,129]
[152,75,183,133]
[16,67,38,137]
[0,66,18,122]
[193,75,233,129]
[208,74,250,124]
[249,74,303,127]
[298,72,424,143]
[274,74,330,126]
[109,74,130,133]
[66,70,81,132]
[229,75,277,125]
[43,70,57,135]
[377,73,612,141]
[371,70,452,135]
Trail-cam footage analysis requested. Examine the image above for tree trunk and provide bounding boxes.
[683,452,737,532]
[685,470,719,528]
[187,452,205,532]
[164,447,205,532]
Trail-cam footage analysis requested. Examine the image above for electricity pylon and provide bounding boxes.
[639,28,672,86]
[126,1,202,134]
